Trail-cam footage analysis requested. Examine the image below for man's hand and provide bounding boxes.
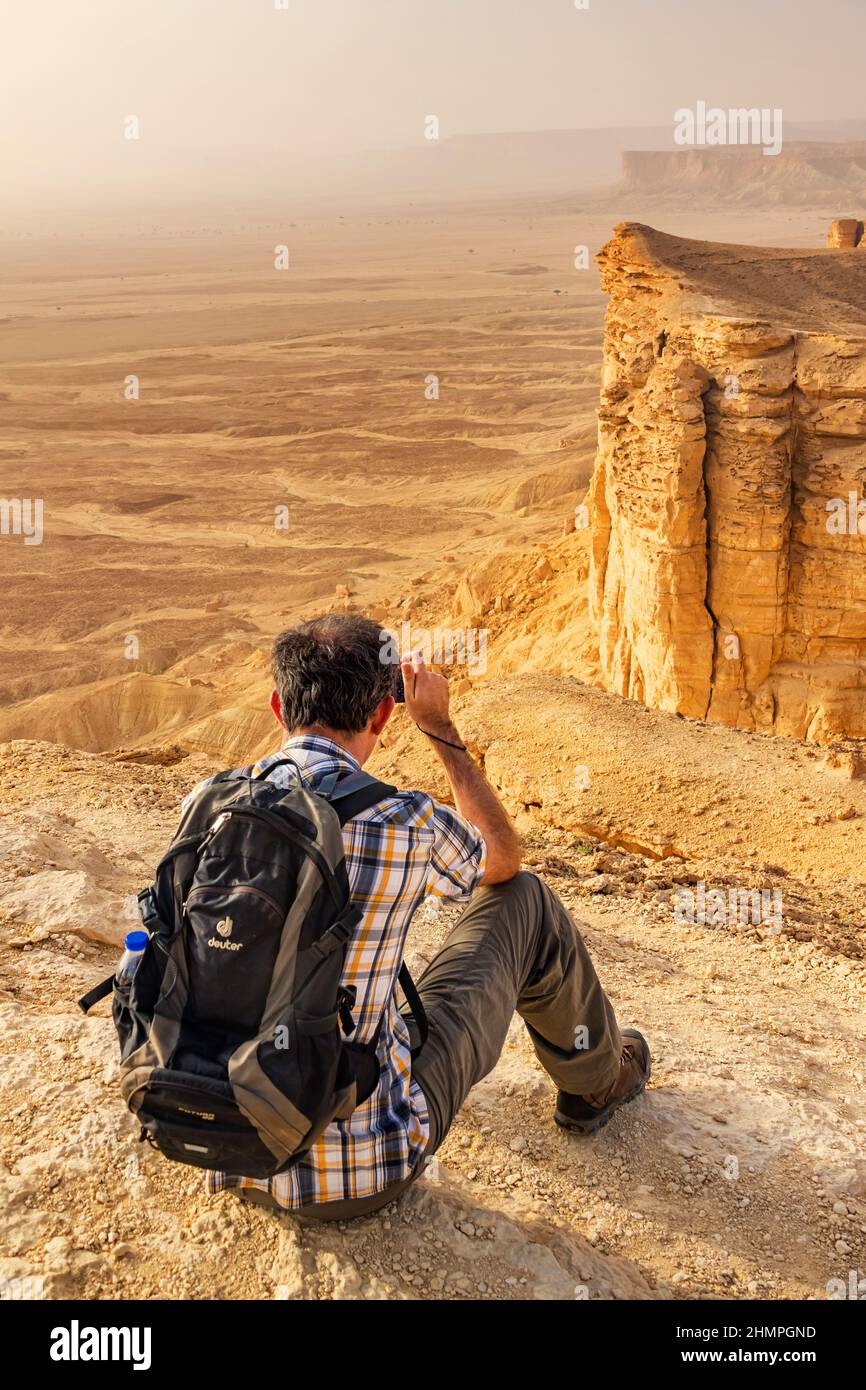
[400,651,452,737]
[401,652,521,885]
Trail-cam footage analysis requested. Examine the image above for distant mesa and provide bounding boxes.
[619,143,866,206]
[586,222,866,742]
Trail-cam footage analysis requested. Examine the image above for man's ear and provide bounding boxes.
[369,695,395,736]
[270,689,287,729]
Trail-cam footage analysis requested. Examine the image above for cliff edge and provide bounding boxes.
[588,222,866,741]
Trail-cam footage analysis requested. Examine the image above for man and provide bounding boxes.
[203,613,650,1220]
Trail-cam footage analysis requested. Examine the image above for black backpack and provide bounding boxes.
[79,759,427,1177]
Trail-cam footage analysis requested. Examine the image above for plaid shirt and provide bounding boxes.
[196,735,487,1208]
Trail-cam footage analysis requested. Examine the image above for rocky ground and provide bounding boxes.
[1,700,864,1302]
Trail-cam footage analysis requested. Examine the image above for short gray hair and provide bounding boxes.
[271,614,395,733]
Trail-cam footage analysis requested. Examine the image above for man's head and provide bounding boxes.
[270,614,396,764]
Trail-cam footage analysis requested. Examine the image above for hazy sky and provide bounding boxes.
[2,0,864,213]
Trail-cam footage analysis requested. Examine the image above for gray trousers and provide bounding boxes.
[292,871,623,1222]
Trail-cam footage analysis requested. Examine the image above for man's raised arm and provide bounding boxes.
[400,653,522,885]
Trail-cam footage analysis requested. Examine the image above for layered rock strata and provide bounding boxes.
[588,223,866,740]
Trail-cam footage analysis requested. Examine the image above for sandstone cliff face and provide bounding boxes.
[588,223,866,741]
[827,218,864,249]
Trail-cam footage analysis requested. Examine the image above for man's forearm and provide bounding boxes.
[421,719,522,882]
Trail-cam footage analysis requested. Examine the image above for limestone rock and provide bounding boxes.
[588,222,866,741]
[827,218,864,250]
[0,869,128,945]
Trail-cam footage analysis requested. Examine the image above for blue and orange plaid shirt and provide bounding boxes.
[195,735,487,1208]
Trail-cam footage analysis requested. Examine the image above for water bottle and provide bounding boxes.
[116,930,149,985]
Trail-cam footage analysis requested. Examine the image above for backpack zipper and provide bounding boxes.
[207,806,344,908]
[183,884,285,916]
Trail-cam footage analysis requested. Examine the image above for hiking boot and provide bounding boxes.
[554,1029,651,1135]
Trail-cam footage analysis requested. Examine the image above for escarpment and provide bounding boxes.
[619,144,866,206]
[588,222,866,741]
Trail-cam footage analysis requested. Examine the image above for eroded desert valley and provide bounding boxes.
[1,186,865,1301]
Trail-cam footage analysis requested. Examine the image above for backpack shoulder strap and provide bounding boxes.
[327,771,397,827]
[252,753,298,781]
[397,962,428,1057]
[252,758,395,825]
[78,974,114,1014]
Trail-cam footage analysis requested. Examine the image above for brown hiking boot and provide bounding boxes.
[554,1029,651,1135]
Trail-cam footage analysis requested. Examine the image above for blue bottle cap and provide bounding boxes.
[124,930,149,952]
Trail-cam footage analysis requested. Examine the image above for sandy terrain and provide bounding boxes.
[1,200,863,1300]
[0,206,602,738]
